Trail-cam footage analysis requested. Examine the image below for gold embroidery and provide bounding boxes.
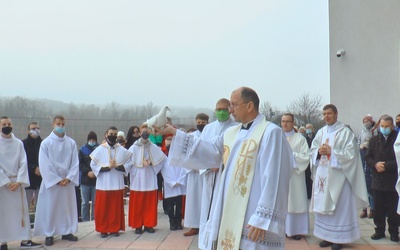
[223,145,230,168]
[220,229,236,250]
[233,139,257,197]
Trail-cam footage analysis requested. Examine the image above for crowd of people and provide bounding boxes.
[1,86,400,250]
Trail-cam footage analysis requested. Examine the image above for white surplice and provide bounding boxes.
[168,114,293,250]
[284,130,310,237]
[33,132,79,237]
[393,132,400,214]
[128,139,165,191]
[161,159,187,199]
[198,118,236,249]
[310,121,368,243]
[0,134,31,243]
[90,143,132,191]
[183,130,203,228]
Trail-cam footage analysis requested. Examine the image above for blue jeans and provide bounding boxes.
[81,184,96,221]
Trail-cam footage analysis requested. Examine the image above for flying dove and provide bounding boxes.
[145,106,171,128]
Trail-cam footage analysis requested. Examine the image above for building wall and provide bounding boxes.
[329,0,400,134]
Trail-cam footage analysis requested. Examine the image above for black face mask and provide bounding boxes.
[117,138,124,144]
[197,124,206,132]
[2,126,12,135]
[396,121,400,128]
[107,135,117,147]
[141,131,149,140]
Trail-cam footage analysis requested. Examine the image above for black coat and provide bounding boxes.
[22,135,42,190]
[365,130,398,192]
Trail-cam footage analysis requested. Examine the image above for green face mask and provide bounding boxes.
[215,110,230,122]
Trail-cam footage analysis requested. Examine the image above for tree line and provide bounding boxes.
[1,93,324,147]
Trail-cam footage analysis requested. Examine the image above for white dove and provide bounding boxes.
[145,106,171,128]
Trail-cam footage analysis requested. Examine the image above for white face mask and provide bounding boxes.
[30,129,40,137]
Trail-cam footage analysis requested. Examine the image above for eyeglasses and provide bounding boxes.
[228,102,249,110]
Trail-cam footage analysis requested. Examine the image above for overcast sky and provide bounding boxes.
[0,0,329,111]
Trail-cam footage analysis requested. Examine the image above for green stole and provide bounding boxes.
[217,118,269,250]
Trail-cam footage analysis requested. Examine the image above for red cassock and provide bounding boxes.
[128,190,158,228]
[95,190,125,233]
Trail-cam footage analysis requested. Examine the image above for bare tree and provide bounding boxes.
[260,101,280,121]
[287,93,323,125]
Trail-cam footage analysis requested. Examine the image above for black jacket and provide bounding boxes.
[79,143,98,186]
[22,135,42,190]
[365,130,398,191]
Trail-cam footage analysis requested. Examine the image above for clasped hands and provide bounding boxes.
[318,143,331,155]
[7,182,21,191]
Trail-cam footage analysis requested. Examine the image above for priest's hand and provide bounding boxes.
[318,143,331,155]
[152,124,177,136]
[211,168,219,172]
[8,182,21,191]
[246,224,265,242]
[375,161,385,172]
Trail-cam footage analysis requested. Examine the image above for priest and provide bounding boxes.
[155,87,293,250]
[310,105,368,250]
[280,113,310,240]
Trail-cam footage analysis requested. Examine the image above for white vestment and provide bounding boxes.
[284,130,310,236]
[310,122,368,243]
[183,130,203,228]
[168,114,293,250]
[128,139,165,191]
[90,143,132,191]
[394,132,400,214]
[33,132,79,237]
[0,134,31,243]
[160,159,187,199]
[198,118,237,249]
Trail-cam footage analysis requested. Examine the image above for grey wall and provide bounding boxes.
[329,0,400,134]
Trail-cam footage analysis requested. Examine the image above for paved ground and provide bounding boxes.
[5,203,400,250]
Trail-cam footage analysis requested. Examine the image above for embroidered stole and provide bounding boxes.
[217,118,269,250]
[312,127,336,214]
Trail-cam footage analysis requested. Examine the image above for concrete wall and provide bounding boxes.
[329,0,400,134]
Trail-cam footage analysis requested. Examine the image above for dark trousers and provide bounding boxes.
[373,190,400,236]
[165,195,183,225]
[305,164,313,199]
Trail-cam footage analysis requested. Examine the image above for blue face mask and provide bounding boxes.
[306,129,312,134]
[379,127,391,136]
[88,141,96,147]
[54,126,65,134]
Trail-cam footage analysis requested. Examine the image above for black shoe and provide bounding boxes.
[331,244,343,250]
[170,224,177,230]
[390,235,400,242]
[20,240,42,248]
[144,227,155,233]
[177,224,183,230]
[291,235,302,240]
[135,227,143,234]
[319,240,333,248]
[0,244,8,250]
[62,233,78,241]
[45,237,54,246]
[100,233,108,238]
[111,232,120,237]
[371,232,385,240]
